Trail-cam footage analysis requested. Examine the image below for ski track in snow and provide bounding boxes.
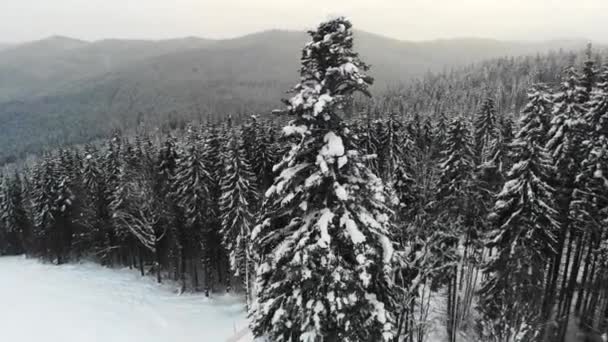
[0,256,247,342]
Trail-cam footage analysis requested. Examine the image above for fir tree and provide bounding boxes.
[156,135,183,287]
[201,123,228,292]
[30,154,74,263]
[219,131,258,304]
[98,133,122,262]
[110,141,162,281]
[544,67,590,338]
[570,64,608,324]
[251,18,398,342]
[474,97,500,165]
[242,116,279,192]
[437,117,476,214]
[435,116,478,340]
[378,112,403,182]
[81,145,112,261]
[172,127,212,292]
[479,85,559,341]
[361,112,380,174]
[0,174,29,255]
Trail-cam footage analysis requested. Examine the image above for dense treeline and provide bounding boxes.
[0,118,282,296]
[1,18,608,342]
[369,48,607,121]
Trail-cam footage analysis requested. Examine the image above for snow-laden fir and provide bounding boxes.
[250,18,399,342]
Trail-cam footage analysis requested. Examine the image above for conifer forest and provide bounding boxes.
[1,16,608,342]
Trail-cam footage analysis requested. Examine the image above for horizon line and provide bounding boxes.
[0,28,599,47]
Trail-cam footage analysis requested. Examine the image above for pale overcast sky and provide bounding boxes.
[1,0,607,43]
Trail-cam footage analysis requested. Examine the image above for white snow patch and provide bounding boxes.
[282,125,308,137]
[379,235,394,263]
[314,94,333,115]
[317,209,334,248]
[0,256,247,342]
[337,155,348,169]
[340,213,366,245]
[334,182,348,201]
[321,132,345,157]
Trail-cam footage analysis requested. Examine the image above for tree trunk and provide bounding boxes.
[180,248,187,293]
[542,220,567,333]
[138,246,145,276]
[192,258,200,291]
[576,234,593,314]
[558,232,585,341]
[557,229,575,315]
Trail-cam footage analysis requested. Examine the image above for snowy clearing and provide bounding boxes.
[0,256,248,342]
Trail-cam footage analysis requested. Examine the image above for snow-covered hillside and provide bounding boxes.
[0,256,248,342]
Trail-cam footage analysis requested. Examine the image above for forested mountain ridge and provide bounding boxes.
[377,48,607,119]
[0,30,599,164]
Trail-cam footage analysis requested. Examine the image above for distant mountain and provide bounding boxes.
[0,30,596,163]
[0,35,216,102]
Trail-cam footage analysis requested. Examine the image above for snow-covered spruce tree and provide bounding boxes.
[579,44,597,103]
[474,96,504,211]
[570,64,608,325]
[544,67,591,338]
[172,127,212,292]
[406,113,423,151]
[420,117,435,155]
[219,131,258,304]
[389,126,441,341]
[391,133,419,238]
[435,116,478,341]
[82,146,104,230]
[30,155,55,258]
[251,18,398,342]
[54,149,93,260]
[51,150,78,264]
[434,112,449,154]
[474,97,500,165]
[30,153,76,263]
[360,112,381,174]
[110,140,165,281]
[0,173,29,255]
[154,136,183,280]
[201,123,228,291]
[479,85,559,341]
[378,112,404,182]
[547,67,590,183]
[98,134,122,263]
[436,117,476,222]
[496,115,515,174]
[247,117,280,192]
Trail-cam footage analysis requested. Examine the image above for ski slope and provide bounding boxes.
[0,256,249,342]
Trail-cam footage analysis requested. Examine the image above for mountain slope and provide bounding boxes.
[0,30,595,163]
[0,36,216,102]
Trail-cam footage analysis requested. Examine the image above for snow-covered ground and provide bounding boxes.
[0,256,249,342]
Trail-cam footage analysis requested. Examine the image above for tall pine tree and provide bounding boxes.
[251,18,398,342]
[479,85,559,341]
